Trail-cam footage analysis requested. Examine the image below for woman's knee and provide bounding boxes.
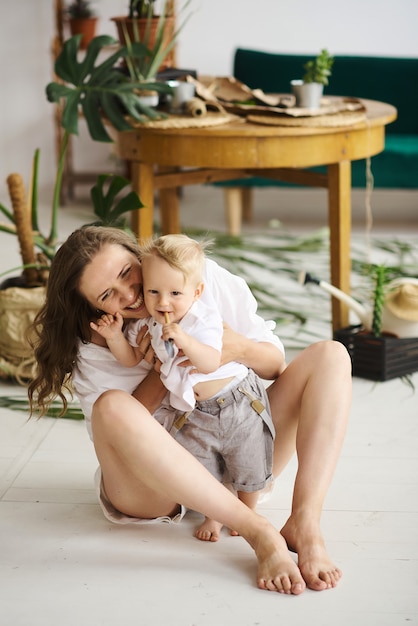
[91,389,147,436]
[323,339,352,372]
[306,340,351,372]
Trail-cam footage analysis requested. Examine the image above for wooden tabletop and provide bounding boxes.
[117,98,397,171]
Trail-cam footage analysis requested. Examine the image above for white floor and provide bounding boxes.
[1,185,418,625]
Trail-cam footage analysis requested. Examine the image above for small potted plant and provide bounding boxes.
[66,0,98,49]
[291,48,334,109]
[333,264,418,382]
[129,0,158,19]
[111,0,185,76]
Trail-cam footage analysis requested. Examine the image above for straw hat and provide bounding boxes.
[385,283,418,321]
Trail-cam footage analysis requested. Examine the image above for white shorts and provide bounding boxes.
[94,467,187,525]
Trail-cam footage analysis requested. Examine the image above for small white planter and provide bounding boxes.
[137,92,159,108]
[290,80,324,109]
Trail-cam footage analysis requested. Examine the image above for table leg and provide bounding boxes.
[327,161,352,332]
[130,162,155,242]
[158,166,181,235]
[242,188,253,223]
[224,188,243,236]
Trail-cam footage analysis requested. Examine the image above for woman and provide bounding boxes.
[28,225,351,595]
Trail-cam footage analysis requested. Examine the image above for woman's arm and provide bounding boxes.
[220,324,286,379]
[128,325,168,413]
[131,367,167,414]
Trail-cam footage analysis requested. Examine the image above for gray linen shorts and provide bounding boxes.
[174,369,275,493]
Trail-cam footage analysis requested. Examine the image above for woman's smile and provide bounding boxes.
[125,292,145,312]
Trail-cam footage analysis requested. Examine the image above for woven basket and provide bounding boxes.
[131,111,238,129]
[0,286,46,383]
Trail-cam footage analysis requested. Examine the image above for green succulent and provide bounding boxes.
[303,49,334,85]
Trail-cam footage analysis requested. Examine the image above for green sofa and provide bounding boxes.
[230,48,418,189]
[215,49,418,234]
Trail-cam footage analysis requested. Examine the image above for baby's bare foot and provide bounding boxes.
[281,517,342,591]
[195,517,223,542]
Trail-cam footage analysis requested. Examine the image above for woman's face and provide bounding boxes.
[78,243,148,319]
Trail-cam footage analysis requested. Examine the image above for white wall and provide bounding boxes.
[0,0,417,206]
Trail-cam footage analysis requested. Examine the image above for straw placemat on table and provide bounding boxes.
[131,111,238,129]
[248,111,367,127]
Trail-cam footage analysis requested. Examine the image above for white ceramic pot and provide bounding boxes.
[167,80,195,113]
[290,80,323,109]
[137,92,159,108]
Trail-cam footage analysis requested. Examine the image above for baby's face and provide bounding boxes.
[141,254,201,324]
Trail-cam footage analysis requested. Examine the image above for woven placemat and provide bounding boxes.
[248,111,367,128]
[131,111,238,129]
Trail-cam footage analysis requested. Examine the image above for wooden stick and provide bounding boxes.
[163,312,174,357]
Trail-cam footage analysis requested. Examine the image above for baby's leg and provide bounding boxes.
[238,490,260,510]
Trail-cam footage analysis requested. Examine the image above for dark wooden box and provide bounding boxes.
[334,325,418,381]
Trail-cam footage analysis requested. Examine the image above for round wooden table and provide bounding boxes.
[116,98,397,331]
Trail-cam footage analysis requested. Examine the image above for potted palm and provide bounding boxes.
[66,0,98,49]
[0,32,176,382]
[291,48,334,109]
[111,0,190,78]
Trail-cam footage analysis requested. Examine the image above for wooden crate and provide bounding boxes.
[334,325,418,381]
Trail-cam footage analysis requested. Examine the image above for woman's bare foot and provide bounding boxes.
[195,517,223,542]
[281,516,342,591]
[250,516,306,594]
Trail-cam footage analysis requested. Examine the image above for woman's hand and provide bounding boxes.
[135,325,153,363]
[219,323,246,366]
[221,323,286,379]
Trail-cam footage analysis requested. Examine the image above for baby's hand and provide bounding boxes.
[162,322,186,348]
[90,311,124,339]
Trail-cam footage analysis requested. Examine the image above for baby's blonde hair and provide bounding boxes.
[140,234,211,286]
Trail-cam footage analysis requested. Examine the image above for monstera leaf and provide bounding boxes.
[90,174,144,229]
[46,34,171,142]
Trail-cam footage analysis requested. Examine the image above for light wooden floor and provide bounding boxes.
[1,186,417,625]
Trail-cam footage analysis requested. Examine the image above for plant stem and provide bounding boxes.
[31,149,40,232]
[49,129,69,246]
[371,265,387,337]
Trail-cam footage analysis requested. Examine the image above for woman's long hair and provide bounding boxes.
[28,226,141,417]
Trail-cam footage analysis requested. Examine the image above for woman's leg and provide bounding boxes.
[91,390,306,594]
[266,340,352,591]
[194,490,261,542]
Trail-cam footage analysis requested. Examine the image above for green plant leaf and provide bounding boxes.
[46,35,168,143]
[61,90,81,136]
[90,174,143,226]
[0,203,15,223]
[0,395,84,420]
[104,191,144,223]
[81,91,113,142]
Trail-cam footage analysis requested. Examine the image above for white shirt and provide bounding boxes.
[127,299,248,412]
[72,258,285,439]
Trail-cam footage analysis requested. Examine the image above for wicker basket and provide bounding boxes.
[334,325,418,381]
